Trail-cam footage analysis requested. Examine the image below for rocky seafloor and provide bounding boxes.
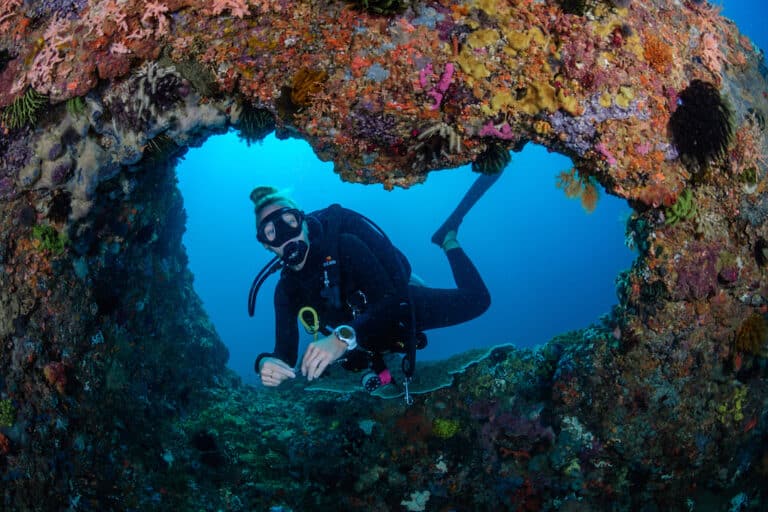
[0,0,767,510]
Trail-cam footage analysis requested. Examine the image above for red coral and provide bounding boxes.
[0,432,10,455]
[95,50,133,80]
[43,362,68,394]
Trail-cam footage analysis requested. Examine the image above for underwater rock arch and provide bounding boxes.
[1,0,767,509]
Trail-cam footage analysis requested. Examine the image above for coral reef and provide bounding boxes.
[0,0,766,510]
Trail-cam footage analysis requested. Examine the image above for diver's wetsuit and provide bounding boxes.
[254,214,490,372]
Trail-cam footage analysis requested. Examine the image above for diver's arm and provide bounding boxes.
[272,281,300,365]
[255,281,298,385]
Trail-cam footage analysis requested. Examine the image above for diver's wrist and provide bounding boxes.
[333,325,357,351]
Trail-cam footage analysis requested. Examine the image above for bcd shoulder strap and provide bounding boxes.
[316,204,343,310]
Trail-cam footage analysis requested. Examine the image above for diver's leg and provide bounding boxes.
[431,172,503,247]
[410,247,490,331]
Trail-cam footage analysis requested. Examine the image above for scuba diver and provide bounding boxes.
[251,173,500,395]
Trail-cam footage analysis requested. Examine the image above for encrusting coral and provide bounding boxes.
[735,313,768,355]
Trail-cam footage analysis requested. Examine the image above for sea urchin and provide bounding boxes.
[668,79,733,173]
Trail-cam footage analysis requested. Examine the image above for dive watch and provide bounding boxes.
[333,325,357,351]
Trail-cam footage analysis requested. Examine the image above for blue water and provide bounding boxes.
[178,3,767,385]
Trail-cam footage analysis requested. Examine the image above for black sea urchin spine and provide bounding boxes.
[668,79,733,173]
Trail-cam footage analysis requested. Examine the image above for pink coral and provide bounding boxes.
[595,142,617,167]
[479,121,515,140]
[208,0,251,18]
[418,63,433,89]
[419,63,454,110]
[699,32,723,77]
[0,0,23,31]
[82,0,130,38]
[27,16,74,95]
[142,1,171,37]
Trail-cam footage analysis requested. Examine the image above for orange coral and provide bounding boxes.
[556,168,600,213]
[643,34,673,74]
[580,181,599,213]
[734,313,768,355]
[290,68,328,107]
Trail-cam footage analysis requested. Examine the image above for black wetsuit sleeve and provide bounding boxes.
[255,279,299,370]
[339,234,403,348]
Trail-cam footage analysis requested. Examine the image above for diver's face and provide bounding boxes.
[257,203,310,271]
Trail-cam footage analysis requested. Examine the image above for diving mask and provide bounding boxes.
[257,207,305,248]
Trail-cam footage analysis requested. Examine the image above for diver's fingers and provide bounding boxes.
[305,353,323,380]
[273,359,295,372]
[261,361,295,384]
[271,363,295,379]
[311,357,329,380]
[301,344,320,376]
[261,371,280,386]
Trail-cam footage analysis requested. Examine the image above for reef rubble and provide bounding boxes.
[0,0,767,510]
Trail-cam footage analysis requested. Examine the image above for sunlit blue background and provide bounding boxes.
[177,2,767,385]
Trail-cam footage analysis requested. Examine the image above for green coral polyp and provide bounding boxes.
[432,418,461,439]
[1,87,47,130]
[32,224,68,255]
[664,189,696,226]
[0,398,15,428]
[65,96,86,118]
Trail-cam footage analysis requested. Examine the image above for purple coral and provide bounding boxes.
[349,109,400,150]
[51,159,74,185]
[673,243,719,300]
[0,177,16,200]
[548,94,649,157]
[29,0,87,20]
[0,129,31,199]
[0,130,32,171]
[471,400,555,463]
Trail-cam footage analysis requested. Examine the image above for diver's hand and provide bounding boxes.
[259,357,296,387]
[301,335,347,381]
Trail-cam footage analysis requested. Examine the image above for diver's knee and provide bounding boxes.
[473,289,491,316]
